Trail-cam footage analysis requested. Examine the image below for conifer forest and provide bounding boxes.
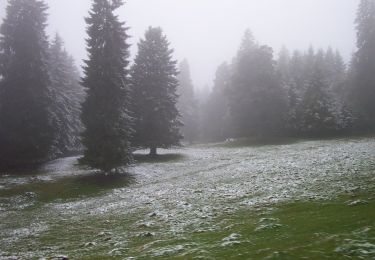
[0,0,374,259]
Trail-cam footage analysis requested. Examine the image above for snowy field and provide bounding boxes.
[0,137,374,259]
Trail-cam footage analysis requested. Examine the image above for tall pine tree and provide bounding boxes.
[0,0,54,168]
[229,30,287,138]
[177,59,199,144]
[297,50,339,136]
[131,27,182,156]
[49,34,84,156]
[276,46,291,89]
[352,0,375,129]
[202,62,232,142]
[285,50,305,133]
[80,0,133,172]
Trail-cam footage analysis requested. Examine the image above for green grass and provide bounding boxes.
[0,172,135,203]
[127,192,375,259]
[19,190,374,259]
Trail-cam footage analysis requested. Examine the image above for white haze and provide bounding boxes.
[0,0,359,90]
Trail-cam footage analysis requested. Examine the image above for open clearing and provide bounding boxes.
[0,137,374,259]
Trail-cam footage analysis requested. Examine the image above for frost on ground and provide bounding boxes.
[0,137,374,258]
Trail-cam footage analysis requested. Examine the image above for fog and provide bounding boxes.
[1,1,375,258]
[0,0,358,88]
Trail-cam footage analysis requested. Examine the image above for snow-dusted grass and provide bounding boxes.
[0,137,374,259]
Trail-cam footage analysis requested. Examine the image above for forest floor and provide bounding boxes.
[0,137,374,259]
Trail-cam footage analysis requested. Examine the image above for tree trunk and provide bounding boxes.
[149,146,157,157]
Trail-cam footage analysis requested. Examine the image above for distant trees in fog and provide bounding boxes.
[201,62,232,142]
[201,38,353,141]
[286,48,351,136]
[228,30,287,138]
[177,59,199,144]
[201,0,375,141]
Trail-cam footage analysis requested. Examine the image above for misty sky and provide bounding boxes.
[0,0,359,89]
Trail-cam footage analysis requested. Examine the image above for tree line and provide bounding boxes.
[0,0,181,172]
[183,0,375,143]
[0,0,374,172]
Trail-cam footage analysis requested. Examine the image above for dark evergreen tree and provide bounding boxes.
[289,50,305,97]
[177,59,199,144]
[324,47,346,94]
[80,0,133,172]
[279,46,352,135]
[0,0,54,168]
[351,0,375,129]
[299,46,316,91]
[276,46,291,88]
[297,50,339,135]
[131,27,182,156]
[277,47,301,133]
[286,50,305,133]
[323,48,353,130]
[229,30,287,138]
[49,34,84,156]
[333,50,347,94]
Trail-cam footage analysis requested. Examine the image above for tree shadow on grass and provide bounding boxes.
[133,153,185,164]
[0,171,136,203]
[0,163,46,177]
[0,156,82,177]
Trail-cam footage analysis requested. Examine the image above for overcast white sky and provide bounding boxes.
[0,0,359,89]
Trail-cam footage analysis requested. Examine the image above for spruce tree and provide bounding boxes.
[333,50,347,94]
[0,0,54,168]
[80,0,133,172]
[286,50,306,133]
[289,50,305,97]
[297,50,339,136]
[131,27,182,156]
[49,34,84,156]
[277,47,300,134]
[202,62,232,142]
[177,59,198,144]
[276,46,291,88]
[352,0,375,129]
[229,30,287,138]
[324,47,346,94]
[283,47,352,135]
[302,46,316,86]
[323,48,353,130]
